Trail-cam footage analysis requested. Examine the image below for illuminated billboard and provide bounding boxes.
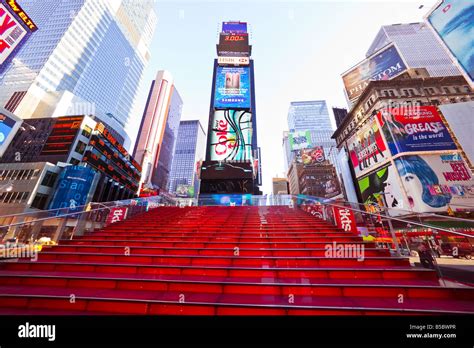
[217,33,250,57]
[376,106,457,155]
[357,164,406,215]
[394,153,474,213]
[288,131,312,151]
[208,109,252,161]
[342,44,407,103]
[214,66,251,109]
[48,165,98,214]
[40,116,83,155]
[176,184,195,198]
[427,0,474,86]
[296,146,325,165]
[347,117,390,178]
[0,0,37,73]
[0,107,21,157]
[222,22,247,33]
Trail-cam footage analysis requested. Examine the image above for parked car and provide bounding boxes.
[440,242,472,259]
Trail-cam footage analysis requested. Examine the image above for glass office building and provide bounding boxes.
[168,120,206,195]
[366,23,460,77]
[285,100,340,174]
[0,0,157,148]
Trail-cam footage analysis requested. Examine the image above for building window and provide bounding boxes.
[429,88,436,94]
[75,141,87,155]
[30,193,49,210]
[443,87,450,94]
[82,125,92,138]
[41,171,58,187]
[464,86,471,93]
[453,86,461,93]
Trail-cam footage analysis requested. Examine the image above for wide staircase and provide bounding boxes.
[0,206,473,315]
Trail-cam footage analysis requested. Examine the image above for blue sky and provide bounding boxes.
[131,0,438,194]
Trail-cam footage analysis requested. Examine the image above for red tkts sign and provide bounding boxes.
[106,207,128,225]
[333,206,358,234]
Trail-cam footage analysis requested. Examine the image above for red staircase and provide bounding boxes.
[0,206,473,315]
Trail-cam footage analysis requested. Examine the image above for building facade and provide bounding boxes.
[333,107,349,129]
[168,120,206,196]
[0,0,157,148]
[272,178,288,195]
[366,22,461,78]
[133,71,183,193]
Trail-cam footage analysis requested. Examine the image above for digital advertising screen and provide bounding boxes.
[296,146,325,165]
[0,107,21,157]
[347,117,390,178]
[0,0,37,73]
[213,66,251,109]
[427,0,474,85]
[222,22,247,33]
[208,109,252,161]
[342,44,407,103]
[288,131,312,151]
[217,33,250,57]
[40,116,83,155]
[394,153,474,213]
[376,106,457,155]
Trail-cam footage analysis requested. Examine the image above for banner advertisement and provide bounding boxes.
[296,146,325,165]
[217,33,250,57]
[48,166,98,215]
[106,207,128,225]
[347,118,390,178]
[357,164,407,216]
[394,154,474,213]
[342,44,407,103]
[288,130,312,151]
[0,107,21,157]
[214,66,251,109]
[427,0,474,84]
[217,56,249,65]
[176,184,195,198]
[376,106,457,155]
[332,206,358,234]
[208,109,252,161]
[222,22,247,33]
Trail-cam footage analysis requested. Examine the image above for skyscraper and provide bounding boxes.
[288,100,332,132]
[0,0,157,148]
[168,120,206,196]
[285,100,340,174]
[133,70,183,192]
[200,21,261,195]
[332,107,348,128]
[366,22,461,78]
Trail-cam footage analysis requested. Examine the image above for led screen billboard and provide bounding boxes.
[427,0,474,85]
[394,153,474,213]
[208,109,252,161]
[217,33,250,57]
[357,164,406,216]
[40,116,83,155]
[214,66,251,109]
[342,44,407,103]
[176,184,195,198]
[0,0,37,73]
[288,131,312,151]
[222,22,247,33]
[0,107,21,157]
[347,117,390,178]
[296,146,325,165]
[376,106,457,155]
[48,165,98,214]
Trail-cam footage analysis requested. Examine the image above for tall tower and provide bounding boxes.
[0,0,157,148]
[133,70,183,193]
[199,21,261,195]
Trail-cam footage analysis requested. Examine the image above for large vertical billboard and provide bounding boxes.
[288,130,312,151]
[217,33,250,57]
[357,164,407,215]
[0,107,21,157]
[213,66,251,108]
[347,118,390,178]
[376,106,457,155]
[394,153,474,213]
[342,44,407,103]
[48,166,98,213]
[426,0,474,86]
[0,0,37,73]
[208,109,252,161]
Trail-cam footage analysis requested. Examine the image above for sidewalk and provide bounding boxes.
[410,256,474,286]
